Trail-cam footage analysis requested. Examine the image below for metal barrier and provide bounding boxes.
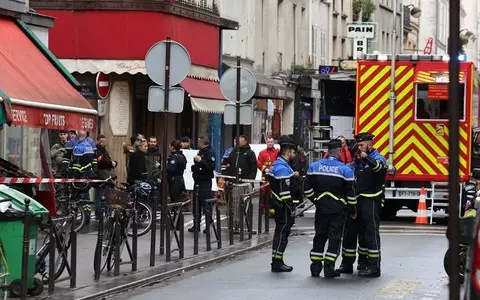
[166,199,191,261]
[204,198,222,251]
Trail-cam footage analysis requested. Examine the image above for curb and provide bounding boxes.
[77,238,272,300]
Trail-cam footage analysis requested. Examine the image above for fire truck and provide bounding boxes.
[354,54,479,220]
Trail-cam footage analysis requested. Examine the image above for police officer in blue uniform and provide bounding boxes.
[336,143,369,274]
[70,131,97,179]
[351,132,387,278]
[304,139,356,278]
[269,135,298,272]
[166,140,187,203]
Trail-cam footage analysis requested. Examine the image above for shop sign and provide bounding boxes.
[347,23,376,39]
[10,105,96,131]
[428,84,448,100]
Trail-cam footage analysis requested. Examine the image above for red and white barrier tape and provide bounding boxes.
[214,174,265,184]
[0,177,107,184]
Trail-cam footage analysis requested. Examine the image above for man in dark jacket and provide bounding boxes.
[189,136,216,233]
[95,134,117,219]
[223,135,257,180]
[145,136,162,182]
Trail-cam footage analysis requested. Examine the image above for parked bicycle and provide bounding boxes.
[55,182,93,232]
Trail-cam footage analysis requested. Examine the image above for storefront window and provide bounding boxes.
[0,126,52,176]
[415,83,466,121]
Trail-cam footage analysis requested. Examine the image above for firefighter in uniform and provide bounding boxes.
[336,143,368,274]
[269,135,298,272]
[351,132,387,277]
[304,139,356,278]
[257,137,279,216]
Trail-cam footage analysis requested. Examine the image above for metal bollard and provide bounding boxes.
[215,203,222,249]
[165,202,171,262]
[70,215,77,288]
[150,185,157,266]
[48,219,55,294]
[239,195,245,242]
[132,205,138,272]
[114,213,121,276]
[160,182,168,257]
[248,199,253,240]
[193,184,199,255]
[205,200,212,252]
[20,199,31,299]
[257,189,263,235]
[179,211,185,259]
[228,184,234,245]
[94,196,105,281]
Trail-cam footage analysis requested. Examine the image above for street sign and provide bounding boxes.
[224,104,253,125]
[147,86,185,113]
[353,38,367,59]
[347,23,376,39]
[95,72,111,99]
[219,67,257,103]
[145,40,191,86]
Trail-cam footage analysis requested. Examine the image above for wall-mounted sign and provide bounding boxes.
[353,38,367,59]
[96,72,111,99]
[347,23,376,39]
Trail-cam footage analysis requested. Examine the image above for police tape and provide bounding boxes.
[214,174,265,184]
[0,177,108,184]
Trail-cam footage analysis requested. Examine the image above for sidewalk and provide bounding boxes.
[34,198,274,300]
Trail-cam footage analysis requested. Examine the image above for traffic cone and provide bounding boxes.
[415,187,429,224]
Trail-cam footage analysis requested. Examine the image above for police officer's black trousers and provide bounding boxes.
[272,205,295,263]
[193,180,213,229]
[309,211,346,264]
[358,195,382,270]
[340,216,368,266]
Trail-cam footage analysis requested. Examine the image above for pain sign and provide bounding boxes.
[347,23,376,39]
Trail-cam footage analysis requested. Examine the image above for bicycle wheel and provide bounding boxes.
[35,234,67,284]
[99,218,115,272]
[72,205,86,232]
[127,201,153,237]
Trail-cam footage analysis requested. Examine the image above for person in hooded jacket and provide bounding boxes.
[166,139,187,203]
[223,135,257,180]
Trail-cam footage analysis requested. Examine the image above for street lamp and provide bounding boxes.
[388,1,421,171]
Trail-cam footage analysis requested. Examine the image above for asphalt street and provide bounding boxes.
[114,220,449,300]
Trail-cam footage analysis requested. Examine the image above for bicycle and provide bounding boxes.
[35,214,74,285]
[94,188,136,272]
[0,240,9,300]
[55,182,92,232]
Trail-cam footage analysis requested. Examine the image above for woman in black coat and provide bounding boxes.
[127,138,149,185]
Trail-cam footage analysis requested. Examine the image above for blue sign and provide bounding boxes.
[319,65,339,74]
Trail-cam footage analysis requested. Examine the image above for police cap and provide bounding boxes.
[278,135,297,150]
[327,139,343,150]
[354,132,375,142]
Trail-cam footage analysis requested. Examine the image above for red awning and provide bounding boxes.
[180,77,227,114]
[0,16,96,131]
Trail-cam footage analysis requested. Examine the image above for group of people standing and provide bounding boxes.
[267,132,387,279]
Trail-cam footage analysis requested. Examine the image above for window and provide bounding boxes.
[415,83,466,121]
[312,26,318,67]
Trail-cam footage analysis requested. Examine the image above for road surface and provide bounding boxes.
[115,224,449,300]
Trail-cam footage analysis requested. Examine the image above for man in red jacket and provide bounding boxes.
[257,137,279,212]
[324,136,352,164]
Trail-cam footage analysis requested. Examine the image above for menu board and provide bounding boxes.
[109,81,130,136]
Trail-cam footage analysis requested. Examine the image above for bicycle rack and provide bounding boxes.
[46,214,77,294]
[113,211,135,276]
[166,199,191,261]
[204,198,222,251]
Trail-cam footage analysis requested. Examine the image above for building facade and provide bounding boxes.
[30,0,236,180]
[371,0,402,54]
[402,0,420,54]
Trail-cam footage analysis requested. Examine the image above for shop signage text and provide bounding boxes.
[11,105,96,131]
[347,24,376,39]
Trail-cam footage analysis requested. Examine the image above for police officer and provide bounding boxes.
[269,135,298,272]
[166,139,187,203]
[336,143,368,274]
[70,131,97,179]
[303,139,356,278]
[351,132,387,278]
[189,136,216,233]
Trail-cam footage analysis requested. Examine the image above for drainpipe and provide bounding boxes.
[387,0,398,172]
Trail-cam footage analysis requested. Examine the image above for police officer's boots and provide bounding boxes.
[335,263,354,274]
[310,262,323,277]
[323,261,341,278]
[271,260,293,273]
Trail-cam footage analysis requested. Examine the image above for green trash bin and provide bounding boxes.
[0,184,49,297]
